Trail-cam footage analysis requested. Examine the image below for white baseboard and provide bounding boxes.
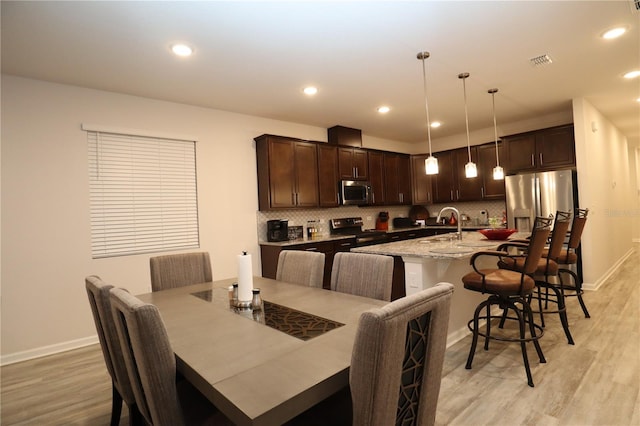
[582,247,634,291]
[1,336,98,366]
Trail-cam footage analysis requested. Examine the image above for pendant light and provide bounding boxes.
[458,72,477,178]
[488,88,504,180]
[418,51,438,175]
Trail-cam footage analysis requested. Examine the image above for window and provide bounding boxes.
[87,128,199,258]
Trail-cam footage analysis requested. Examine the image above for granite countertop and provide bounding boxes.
[351,231,530,260]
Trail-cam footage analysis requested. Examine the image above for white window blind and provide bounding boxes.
[88,130,199,258]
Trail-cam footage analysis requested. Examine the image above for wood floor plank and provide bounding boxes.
[1,244,638,425]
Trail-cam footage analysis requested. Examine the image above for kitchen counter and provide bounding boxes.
[352,231,529,345]
[352,230,526,259]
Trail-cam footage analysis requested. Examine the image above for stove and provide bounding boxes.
[330,217,388,247]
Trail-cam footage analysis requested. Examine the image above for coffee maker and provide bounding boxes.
[267,220,289,242]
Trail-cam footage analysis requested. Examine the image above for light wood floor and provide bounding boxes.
[2,244,638,425]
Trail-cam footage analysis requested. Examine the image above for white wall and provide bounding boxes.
[1,76,635,363]
[0,76,413,362]
[572,98,637,288]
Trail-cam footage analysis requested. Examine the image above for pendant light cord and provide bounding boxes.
[461,74,472,163]
[421,54,433,156]
[491,91,500,167]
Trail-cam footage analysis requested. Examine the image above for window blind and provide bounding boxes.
[88,131,199,258]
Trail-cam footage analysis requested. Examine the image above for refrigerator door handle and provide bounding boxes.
[534,176,541,216]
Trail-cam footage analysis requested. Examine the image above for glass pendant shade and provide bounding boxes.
[425,156,439,175]
[493,165,504,180]
[465,161,477,178]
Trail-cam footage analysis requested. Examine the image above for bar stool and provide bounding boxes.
[497,211,574,344]
[543,208,590,319]
[462,216,552,387]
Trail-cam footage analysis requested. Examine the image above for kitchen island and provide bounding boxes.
[352,231,528,344]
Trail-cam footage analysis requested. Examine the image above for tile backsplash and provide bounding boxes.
[257,200,507,242]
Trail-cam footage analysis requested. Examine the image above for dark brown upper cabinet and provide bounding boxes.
[255,135,319,210]
[477,142,506,200]
[384,153,412,205]
[338,147,369,180]
[504,124,575,174]
[453,147,483,201]
[368,150,385,205]
[411,154,434,205]
[317,144,339,207]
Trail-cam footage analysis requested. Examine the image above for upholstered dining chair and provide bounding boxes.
[149,251,212,291]
[330,252,394,301]
[109,288,232,426]
[497,211,574,344]
[276,250,325,288]
[462,216,552,387]
[286,283,454,426]
[85,276,142,426]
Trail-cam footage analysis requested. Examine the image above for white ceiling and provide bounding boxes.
[2,1,639,147]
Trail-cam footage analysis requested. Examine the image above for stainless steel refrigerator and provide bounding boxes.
[505,170,578,232]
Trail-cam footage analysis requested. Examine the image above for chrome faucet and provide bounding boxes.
[436,206,462,240]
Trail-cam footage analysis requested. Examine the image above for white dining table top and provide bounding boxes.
[136,276,387,426]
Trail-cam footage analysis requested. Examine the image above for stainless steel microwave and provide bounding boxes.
[339,180,371,205]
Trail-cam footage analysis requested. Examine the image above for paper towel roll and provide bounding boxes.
[237,252,253,303]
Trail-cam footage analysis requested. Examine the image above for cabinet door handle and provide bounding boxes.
[481,187,485,198]
[400,193,403,203]
[305,247,318,251]
[531,154,535,166]
[450,190,454,201]
[456,189,460,200]
[339,242,352,247]
[539,153,543,165]
[428,192,431,203]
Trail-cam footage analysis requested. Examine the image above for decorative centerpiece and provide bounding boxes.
[478,228,517,240]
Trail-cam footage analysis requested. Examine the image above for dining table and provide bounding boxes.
[136,276,387,426]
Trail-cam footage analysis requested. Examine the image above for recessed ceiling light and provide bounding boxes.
[636,97,640,103]
[623,70,640,79]
[171,44,193,57]
[377,106,390,114]
[303,86,318,95]
[602,27,626,39]
[430,121,441,128]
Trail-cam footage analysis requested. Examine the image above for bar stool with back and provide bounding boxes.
[497,211,574,344]
[543,208,590,319]
[461,216,552,387]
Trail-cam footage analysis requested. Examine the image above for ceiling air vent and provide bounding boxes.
[530,54,553,67]
[630,0,640,14]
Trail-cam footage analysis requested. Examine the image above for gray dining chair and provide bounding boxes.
[330,252,393,301]
[149,252,212,291]
[109,288,232,426]
[287,283,454,426]
[276,250,325,288]
[85,276,142,426]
